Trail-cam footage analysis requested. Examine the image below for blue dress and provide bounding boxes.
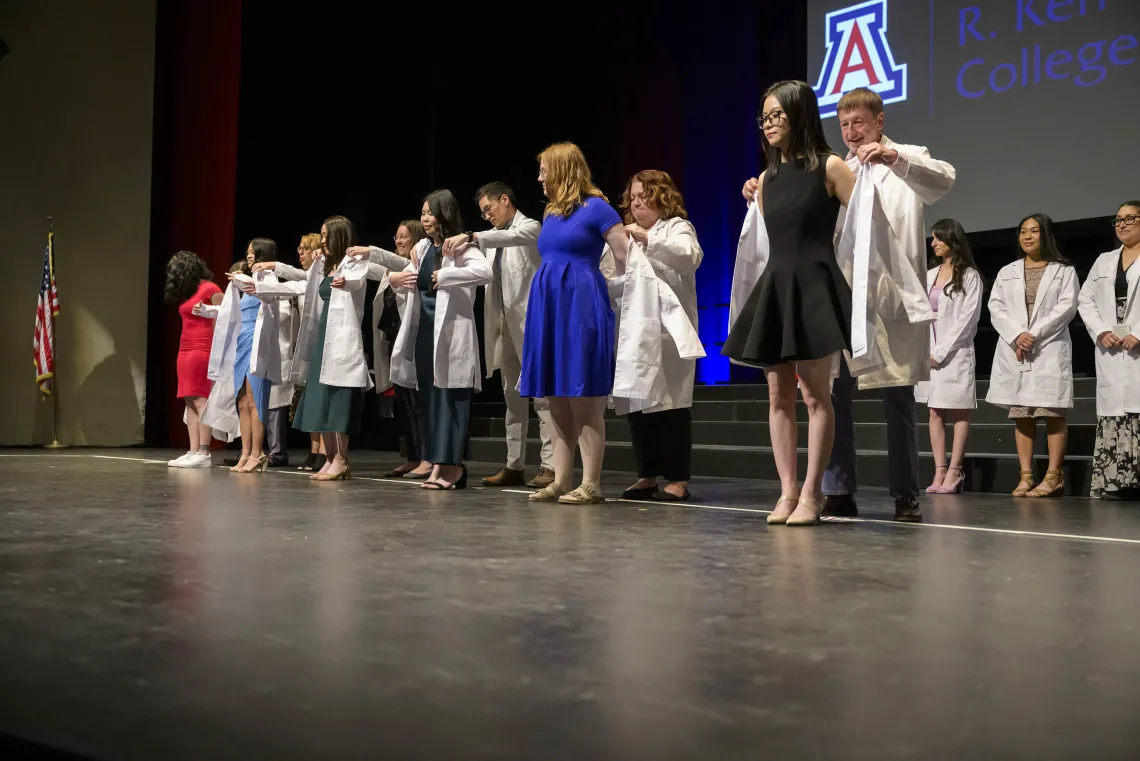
[519,198,623,398]
[415,244,471,465]
[234,294,272,422]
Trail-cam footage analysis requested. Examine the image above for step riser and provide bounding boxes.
[471,417,1098,456]
[467,438,1092,495]
[472,398,1098,426]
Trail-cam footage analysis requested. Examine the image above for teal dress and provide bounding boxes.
[292,276,364,434]
[416,244,471,464]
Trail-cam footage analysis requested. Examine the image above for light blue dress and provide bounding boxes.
[234,294,271,422]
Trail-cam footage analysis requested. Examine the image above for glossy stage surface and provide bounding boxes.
[2,449,1139,761]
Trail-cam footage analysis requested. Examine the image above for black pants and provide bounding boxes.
[627,408,692,482]
[394,385,423,463]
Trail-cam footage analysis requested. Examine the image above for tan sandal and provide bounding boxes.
[557,484,605,504]
[1012,471,1037,497]
[528,484,566,502]
[787,496,822,526]
[767,494,800,525]
[1027,469,1064,498]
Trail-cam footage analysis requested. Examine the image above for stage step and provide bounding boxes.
[467,376,1100,495]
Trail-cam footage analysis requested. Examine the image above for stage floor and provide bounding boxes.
[1,449,1139,760]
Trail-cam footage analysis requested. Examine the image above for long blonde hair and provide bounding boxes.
[539,142,606,219]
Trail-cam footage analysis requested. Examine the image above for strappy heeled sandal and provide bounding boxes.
[767,494,800,525]
[1012,470,1037,497]
[1026,469,1064,498]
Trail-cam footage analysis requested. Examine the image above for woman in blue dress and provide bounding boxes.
[231,237,276,472]
[450,143,630,503]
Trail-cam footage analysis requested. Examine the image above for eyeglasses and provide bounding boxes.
[1111,214,1140,228]
[756,109,786,128]
[480,200,497,220]
[629,192,650,205]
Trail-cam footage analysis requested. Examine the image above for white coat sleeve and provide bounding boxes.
[273,262,309,282]
[476,218,541,250]
[931,271,982,364]
[887,145,956,206]
[1031,267,1080,341]
[988,278,1023,346]
[253,278,307,300]
[644,221,703,275]
[368,247,409,271]
[1077,266,1110,341]
[435,248,492,288]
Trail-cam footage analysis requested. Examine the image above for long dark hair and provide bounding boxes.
[244,237,277,276]
[1017,213,1070,266]
[930,219,980,298]
[760,80,834,176]
[424,189,464,271]
[424,189,465,240]
[322,215,358,275]
[164,250,213,304]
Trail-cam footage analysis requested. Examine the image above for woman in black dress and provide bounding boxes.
[723,80,856,526]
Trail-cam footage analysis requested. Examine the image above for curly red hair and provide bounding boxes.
[619,169,688,224]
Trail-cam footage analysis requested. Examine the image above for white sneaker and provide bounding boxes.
[167,452,193,467]
[176,452,213,468]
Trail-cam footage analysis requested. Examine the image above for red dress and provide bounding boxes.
[177,280,223,398]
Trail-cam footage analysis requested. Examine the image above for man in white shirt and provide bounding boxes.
[468,182,554,488]
[823,87,956,523]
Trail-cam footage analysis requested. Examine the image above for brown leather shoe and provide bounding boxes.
[481,467,526,487]
[526,467,555,488]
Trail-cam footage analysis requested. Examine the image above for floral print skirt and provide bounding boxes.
[1091,413,1140,497]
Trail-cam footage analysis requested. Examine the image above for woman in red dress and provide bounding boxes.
[165,251,223,467]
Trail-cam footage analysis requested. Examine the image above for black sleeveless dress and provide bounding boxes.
[722,159,852,366]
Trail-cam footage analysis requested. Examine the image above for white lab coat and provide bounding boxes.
[389,240,492,391]
[914,267,983,409]
[728,167,897,377]
[475,210,543,377]
[268,297,301,409]
[1077,247,1140,417]
[602,217,704,413]
[364,246,415,394]
[200,273,282,439]
[254,255,376,389]
[985,261,1080,409]
[837,138,955,389]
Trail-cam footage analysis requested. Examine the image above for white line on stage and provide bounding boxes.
[4,452,1138,547]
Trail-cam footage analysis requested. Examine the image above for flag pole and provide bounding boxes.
[43,216,67,449]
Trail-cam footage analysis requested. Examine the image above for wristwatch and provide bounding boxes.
[466,232,475,244]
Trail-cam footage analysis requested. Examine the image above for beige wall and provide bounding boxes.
[0,0,156,445]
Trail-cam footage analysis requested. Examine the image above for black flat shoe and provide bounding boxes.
[383,467,415,478]
[223,455,241,467]
[402,470,432,480]
[621,486,659,500]
[297,453,317,472]
[653,489,691,502]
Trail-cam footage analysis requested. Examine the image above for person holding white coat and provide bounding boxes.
[465,182,555,490]
[200,240,283,472]
[986,213,1080,498]
[387,190,491,490]
[351,220,433,480]
[603,170,704,502]
[1079,201,1140,499]
[914,219,984,494]
[252,215,377,481]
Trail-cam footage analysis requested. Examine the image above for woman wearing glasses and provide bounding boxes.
[724,80,856,526]
[374,220,433,480]
[1079,202,1140,499]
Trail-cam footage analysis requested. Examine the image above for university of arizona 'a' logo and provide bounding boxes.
[813,0,907,118]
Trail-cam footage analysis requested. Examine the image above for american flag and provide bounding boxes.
[34,232,60,397]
